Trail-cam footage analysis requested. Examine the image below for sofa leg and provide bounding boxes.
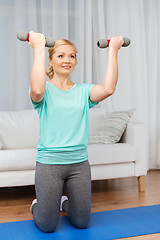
[138,176,145,192]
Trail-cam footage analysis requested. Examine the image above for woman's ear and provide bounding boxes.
[48,57,52,66]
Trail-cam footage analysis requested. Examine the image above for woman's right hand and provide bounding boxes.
[109,36,124,52]
[28,31,46,49]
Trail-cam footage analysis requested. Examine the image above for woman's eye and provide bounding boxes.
[70,55,75,59]
[58,55,63,58]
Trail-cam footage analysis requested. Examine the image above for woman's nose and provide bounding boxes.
[64,56,70,62]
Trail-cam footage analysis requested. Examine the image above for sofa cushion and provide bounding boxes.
[0,149,37,171]
[0,135,6,150]
[88,143,136,166]
[89,106,106,134]
[90,109,135,144]
[0,110,39,149]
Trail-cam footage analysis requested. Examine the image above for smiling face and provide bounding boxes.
[49,44,77,77]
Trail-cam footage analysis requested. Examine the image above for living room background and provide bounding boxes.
[0,0,159,169]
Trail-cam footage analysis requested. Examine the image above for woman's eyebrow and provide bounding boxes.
[57,52,75,55]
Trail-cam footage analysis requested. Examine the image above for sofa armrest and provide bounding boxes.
[121,122,148,176]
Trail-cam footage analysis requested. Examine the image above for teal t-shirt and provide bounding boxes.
[29,81,98,164]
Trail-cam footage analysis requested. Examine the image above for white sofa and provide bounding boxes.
[0,106,147,191]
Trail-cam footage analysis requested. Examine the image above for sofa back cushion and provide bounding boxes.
[89,106,105,134]
[0,109,39,149]
[0,106,105,149]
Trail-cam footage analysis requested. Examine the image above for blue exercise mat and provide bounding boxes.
[1,205,160,240]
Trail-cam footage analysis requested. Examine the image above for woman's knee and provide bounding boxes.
[36,220,57,233]
[71,212,91,229]
[73,218,90,229]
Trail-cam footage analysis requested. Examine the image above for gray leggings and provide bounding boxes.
[32,160,91,232]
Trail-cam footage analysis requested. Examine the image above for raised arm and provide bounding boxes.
[90,36,124,102]
[29,31,46,103]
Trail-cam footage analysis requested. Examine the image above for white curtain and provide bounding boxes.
[0,0,160,169]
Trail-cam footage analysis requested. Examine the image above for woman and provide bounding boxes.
[29,31,124,232]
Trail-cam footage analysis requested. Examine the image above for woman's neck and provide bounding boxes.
[49,73,74,87]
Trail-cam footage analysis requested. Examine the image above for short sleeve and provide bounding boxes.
[86,83,99,109]
[29,88,45,110]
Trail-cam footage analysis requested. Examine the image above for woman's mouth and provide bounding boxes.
[62,65,71,70]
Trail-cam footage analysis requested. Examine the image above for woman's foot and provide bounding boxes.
[60,196,68,212]
[30,199,37,213]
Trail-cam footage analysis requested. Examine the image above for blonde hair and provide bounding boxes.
[46,39,77,80]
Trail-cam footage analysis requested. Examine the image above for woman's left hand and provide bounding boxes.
[109,36,124,52]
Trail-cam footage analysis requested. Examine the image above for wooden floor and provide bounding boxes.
[0,170,160,239]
